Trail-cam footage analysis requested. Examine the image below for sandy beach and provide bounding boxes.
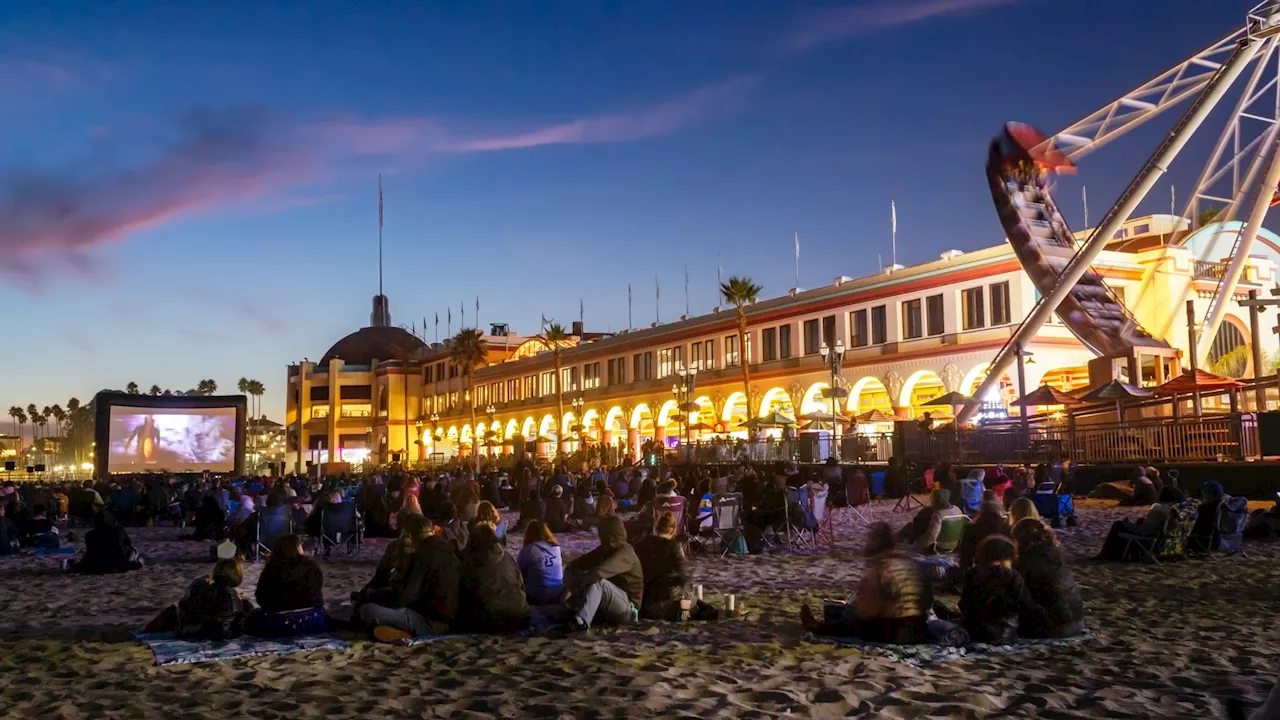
[1,500,1277,719]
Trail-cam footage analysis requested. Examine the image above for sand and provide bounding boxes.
[1,499,1277,719]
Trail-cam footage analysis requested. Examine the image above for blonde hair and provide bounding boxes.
[1009,497,1040,525]
[654,511,678,539]
[475,500,500,528]
[523,520,558,546]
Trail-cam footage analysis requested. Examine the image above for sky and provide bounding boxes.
[0,0,1267,423]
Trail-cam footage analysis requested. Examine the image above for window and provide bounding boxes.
[803,319,821,355]
[990,282,1011,325]
[524,375,536,398]
[1134,223,1151,235]
[1112,228,1129,240]
[632,352,653,381]
[703,339,715,370]
[851,310,868,347]
[658,348,675,378]
[506,379,517,402]
[822,314,837,345]
[562,367,579,392]
[779,324,792,359]
[962,287,985,330]
[340,384,372,400]
[902,299,923,339]
[607,357,626,385]
[309,386,329,402]
[584,362,600,389]
[435,363,445,382]
[691,342,703,371]
[725,335,740,367]
[540,371,555,396]
[926,295,944,336]
[762,327,777,361]
[871,305,887,344]
[448,363,458,379]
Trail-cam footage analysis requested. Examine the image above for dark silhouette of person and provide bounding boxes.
[125,416,161,464]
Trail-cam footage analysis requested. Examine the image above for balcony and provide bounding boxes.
[1193,260,1228,281]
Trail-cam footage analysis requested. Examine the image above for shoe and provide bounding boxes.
[799,604,817,631]
[373,626,412,644]
[564,617,589,633]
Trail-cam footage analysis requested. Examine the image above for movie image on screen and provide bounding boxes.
[107,406,237,473]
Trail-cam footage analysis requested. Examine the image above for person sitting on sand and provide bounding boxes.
[360,513,459,643]
[1096,487,1179,562]
[897,489,963,553]
[69,511,143,575]
[516,520,563,606]
[0,502,18,556]
[799,522,932,645]
[173,558,254,640]
[544,485,571,534]
[1125,467,1157,507]
[958,535,1045,644]
[18,504,59,549]
[470,500,507,545]
[458,525,530,634]
[957,501,1011,570]
[439,502,469,553]
[564,515,644,631]
[1008,497,1040,529]
[1187,480,1225,552]
[248,534,329,637]
[1012,520,1085,638]
[191,494,227,542]
[634,511,693,621]
[354,507,424,609]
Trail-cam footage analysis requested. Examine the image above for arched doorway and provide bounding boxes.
[1207,319,1250,378]
[899,370,947,419]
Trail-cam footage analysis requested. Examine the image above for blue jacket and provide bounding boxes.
[516,540,563,605]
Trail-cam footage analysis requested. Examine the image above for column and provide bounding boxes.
[628,427,640,459]
[327,359,342,466]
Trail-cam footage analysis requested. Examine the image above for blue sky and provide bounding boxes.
[0,0,1260,422]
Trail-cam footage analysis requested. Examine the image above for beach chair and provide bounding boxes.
[1213,495,1249,557]
[703,493,746,557]
[656,496,690,555]
[959,479,983,516]
[802,489,832,547]
[934,514,969,554]
[834,469,872,528]
[254,507,294,562]
[312,502,362,558]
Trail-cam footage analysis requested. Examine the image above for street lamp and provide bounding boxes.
[484,404,497,456]
[415,420,424,465]
[571,397,585,448]
[819,340,846,461]
[673,362,698,461]
[1014,344,1034,435]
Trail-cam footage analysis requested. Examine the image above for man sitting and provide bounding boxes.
[564,516,643,631]
[958,536,1044,644]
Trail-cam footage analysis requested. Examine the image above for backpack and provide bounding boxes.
[1216,496,1249,553]
[1157,501,1199,561]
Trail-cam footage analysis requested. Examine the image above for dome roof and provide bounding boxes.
[319,326,427,365]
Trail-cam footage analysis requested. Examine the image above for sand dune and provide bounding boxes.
[0,501,1277,718]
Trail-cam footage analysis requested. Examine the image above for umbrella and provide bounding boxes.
[800,420,835,431]
[855,409,903,423]
[1075,379,1153,421]
[921,391,978,408]
[687,421,717,432]
[799,409,852,422]
[1013,385,1085,407]
[743,411,797,429]
[1153,368,1243,395]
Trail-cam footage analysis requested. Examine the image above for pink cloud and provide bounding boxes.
[785,0,1024,51]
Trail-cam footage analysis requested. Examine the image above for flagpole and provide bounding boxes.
[683,264,689,317]
[891,200,897,267]
[793,232,800,289]
[1083,186,1089,228]
[378,174,384,297]
[655,275,660,324]
[628,284,633,331]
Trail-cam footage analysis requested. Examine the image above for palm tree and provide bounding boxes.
[196,379,218,396]
[536,322,570,453]
[450,328,489,470]
[148,385,162,396]
[49,404,65,438]
[126,382,139,394]
[26,405,39,439]
[66,398,82,465]
[249,380,265,424]
[720,276,763,421]
[1196,206,1221,229]
[8,407,23,442]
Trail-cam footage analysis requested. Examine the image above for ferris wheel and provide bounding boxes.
[961,1,1280,422]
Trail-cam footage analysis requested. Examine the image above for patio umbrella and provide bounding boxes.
[1075,379,1153,421]
[1013,385,1085,407]
[921,391,978,408]
[1152,368,1243,395]
[687,421,717,432]
[799,409,852,422]
[855,409,903,424]
[743,411,798,429]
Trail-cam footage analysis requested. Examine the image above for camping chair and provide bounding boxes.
[704,493,746,557]
[785,487,813,549]
[833,469,873,528]
[934,514,969,554]
[892,467,929,512]
[959,479,984,516]
[254,506,294,562]
[656,496,690,555]
[802,489,833,547]
[312,502,362,558]
[1213,495,1249,557]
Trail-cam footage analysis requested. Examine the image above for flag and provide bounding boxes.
[891,199,897,236]
[460,301,465,328]
[448,307,451,323]
[475,296,480,313]
[579,298,584,327]
[655,275,660,300]
[378,174,384,228]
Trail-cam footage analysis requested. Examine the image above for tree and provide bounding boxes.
[1197,206,1221,229]
[195,379,218,396]
[148,385,162,396]
[8,407,24,442]
[162,389,172,396]
[49,404,65,437]
[126,382,139,395]
[535,322,570,453]
[26,404,39,439]
[720,276,763,422]
[450,328,490,470]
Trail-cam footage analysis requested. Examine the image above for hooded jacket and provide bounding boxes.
[633,534,689,608]
[458,531,530,633]
[568,516,644,607]
[399,534,460,627]
[1013,545,1086,638]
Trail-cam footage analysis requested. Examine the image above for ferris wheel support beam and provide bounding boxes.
[959,37,1261,425]
[1198,130,1280,365]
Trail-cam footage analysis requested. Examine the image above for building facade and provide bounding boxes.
[287,215,1280,470]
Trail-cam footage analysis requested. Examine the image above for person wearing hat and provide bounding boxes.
[544,484,571,534]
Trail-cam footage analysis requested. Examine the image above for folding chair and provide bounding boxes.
[785,487,813,549]
[312,502,362,558]
[657,496,690,555]
[1117,528,1163,564]
[704,493,746,557]
[934,514,969,554]
[839,470,873,526]
[254,506,294,562]
[804,489,833,547]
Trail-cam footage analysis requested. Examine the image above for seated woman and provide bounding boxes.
[799,522,932,645]
[1008,497,1040,529]
[149,557,254,640]
[957,502,1011,570]
[69,511,143,574]
[959,536,1044,644]
[457,525,530,634]
[1095,487,1179,561]
[359,513,459,643]
[544,485,571,534]
[1125,467,1158,507]
[190,494,227,542]
[564,516,644,631]
[0,502,18,556]
[1187,480,1225,552]
[470,500,507,545]
[354,507,423,608]
[248,534,329,637]
[1012,519,1085,638]
[18,504,60,549]
[634,511,717,621]
[897,489,962,553]
[517,521,564,606]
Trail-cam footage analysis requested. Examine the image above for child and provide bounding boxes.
[958,535,1044,644]
[175,554,254,640]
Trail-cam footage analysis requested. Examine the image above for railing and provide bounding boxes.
[1193,260,1229,280]
[902,413,1257,465]
[664,434,895,464]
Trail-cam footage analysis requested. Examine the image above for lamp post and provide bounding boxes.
[571,397,585,451]
[414,420,423,465]
[485,404,496,457]
[819,339,846,461]
[429,413,439,462]
[673,362,698,462]
[1014,344,1034,435]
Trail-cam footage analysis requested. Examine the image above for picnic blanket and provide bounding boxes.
[134,631,351,666]
[806,631,1091,667]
